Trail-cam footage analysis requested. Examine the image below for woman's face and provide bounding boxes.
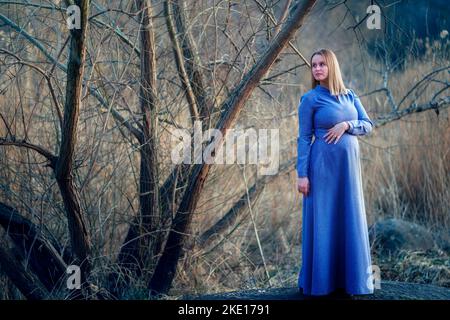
[311,54,328,83]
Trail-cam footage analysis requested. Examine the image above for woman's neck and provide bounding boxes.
[320,81,329,89]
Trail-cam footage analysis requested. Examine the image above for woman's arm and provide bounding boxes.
[296,92,315,178]
[346,89,373,136]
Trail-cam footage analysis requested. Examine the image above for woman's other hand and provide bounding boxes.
[297,177,310,196]
[324,121,350,144]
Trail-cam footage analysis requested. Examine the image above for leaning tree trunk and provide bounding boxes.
[0,243,49,300]
[0,202,68,293]
[197,157,296,248]
[148,0,318,295]
[54,0,92,296]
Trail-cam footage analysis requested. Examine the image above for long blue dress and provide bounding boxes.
[296,84,374,296]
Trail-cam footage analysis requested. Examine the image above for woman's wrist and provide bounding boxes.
[344,121,350,130]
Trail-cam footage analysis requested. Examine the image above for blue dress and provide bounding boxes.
[296,84,374,296]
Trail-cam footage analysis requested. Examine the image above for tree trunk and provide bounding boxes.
[54,0,92,295]
[0,202,68,292]
[115,0,160,286]
[0,242,48,300]
[197,157,296,248]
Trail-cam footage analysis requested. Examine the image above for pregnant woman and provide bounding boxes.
[296,48,375,297]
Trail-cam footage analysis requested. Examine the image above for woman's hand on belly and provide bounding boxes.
[323,121,350,144]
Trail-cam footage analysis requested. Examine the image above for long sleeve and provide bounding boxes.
[296,92,315,178]
[346,89,373,136]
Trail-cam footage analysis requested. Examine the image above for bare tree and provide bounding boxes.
[54,0,92,292]
[0,0,93,298]
[113,0,161,286]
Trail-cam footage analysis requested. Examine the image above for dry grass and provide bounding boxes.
[373,249,450,288]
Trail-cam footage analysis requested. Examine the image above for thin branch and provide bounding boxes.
[0,1,142,55]
[0,48,64,127]
[164,0,200,122]
[374,96,450,127]
[253,0,310,67]
[398,66,450,107]
[272,0,292,36]
[171,0,211,120]
[0,137,57,168]
[0,12,144,142]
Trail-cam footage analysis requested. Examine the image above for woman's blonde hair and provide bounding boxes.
[310,48,348,96]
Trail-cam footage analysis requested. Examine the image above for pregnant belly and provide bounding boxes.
[312,130,359,156]
[310,132,360,179]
